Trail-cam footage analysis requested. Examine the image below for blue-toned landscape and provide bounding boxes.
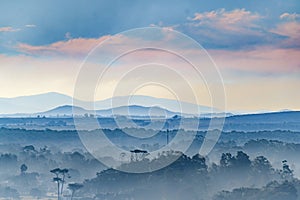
[0,0,300,199]
[0,93,300,199]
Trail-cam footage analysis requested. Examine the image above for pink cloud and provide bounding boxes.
[0,26,20,32]
[190,8,261,32]
[11,25,299,76]
[271,21,300,48]
[15,29,186,59]
[17,35,111,57]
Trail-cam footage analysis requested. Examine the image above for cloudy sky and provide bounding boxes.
[0,0,299,112]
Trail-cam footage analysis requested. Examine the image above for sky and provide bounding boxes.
[0,0,299,112]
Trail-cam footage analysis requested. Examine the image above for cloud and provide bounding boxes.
[174,9,300,50]
[280,13,300,20]
[14,25,300,75]
[190,8,261,32]
[271,21,300,48]
[178,9,288,50]
[1,23,300,111]
[17,36,111,57]
[25,24,36,28]
[0,26,20,32]
[15,29,188,58]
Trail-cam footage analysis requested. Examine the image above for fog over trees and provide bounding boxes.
[0,127,300,199]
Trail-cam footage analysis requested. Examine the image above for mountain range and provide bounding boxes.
[38,105,183,118]
[0,92,218,116]
[1,92,296,118]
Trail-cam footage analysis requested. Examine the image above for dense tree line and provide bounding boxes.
[0,135,300,199]
[78,150,296,200]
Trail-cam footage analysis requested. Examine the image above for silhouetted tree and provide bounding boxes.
[51,168,69,199]
[68,183,83,200]
[60,168,69,195]
[51,168,62,200]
